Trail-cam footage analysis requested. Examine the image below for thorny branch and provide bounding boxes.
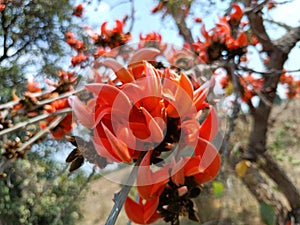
[104,151,147,225]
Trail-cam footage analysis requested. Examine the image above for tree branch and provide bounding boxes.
[17,115,65,153]
[243,0,274,53]
[275,26,300,55]
[260,153,300,210]
[104,151,147,225]
[0,108,72,137]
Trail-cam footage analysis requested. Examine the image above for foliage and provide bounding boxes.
[0,150,87,225]
[0,0,75,102]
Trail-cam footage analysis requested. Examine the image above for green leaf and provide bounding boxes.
[212,181,224,198]
[259,202,276,225]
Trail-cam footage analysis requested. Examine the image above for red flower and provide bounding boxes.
[125,196,161,224]
[229,4,243,23]
[40,97,72,139]
[71,50,215,164]
[27,75,41,93]
[73,4,84,17]
[70,48,220,223]
[139,32,167,51]
[194,17,202,23]
[0,4,5,12]
[71,53,88,67]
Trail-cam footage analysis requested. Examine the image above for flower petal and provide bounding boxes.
[101,58,134,83]
[68,96,94,128]
[124,196,160,224]
[139,107,164,143]
[192,138,221,183]
[171,158,185,186]
[129,48,160,65]
[199,107,218,141]
[101,122,132,163]
[125,197,146,224]
[137,151,169,200]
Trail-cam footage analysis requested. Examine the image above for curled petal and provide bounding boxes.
[68,96,94,128]
[140,107,164,143]
[137,151,169,200]
[101,122,132,163]
[93,136,121,162]
[199,107,218,141]
[113,20,123,33]
[230,3,243,22]
[125,196,160,224]
[165,73,194,118]
[101,58,134,83]
[191,138,221,183]
[129,48,160,65]
[86,83,132,119]
[201,24,209,40]
[193,80,210,111]
[101,22,108,35]
[179,72,193,99]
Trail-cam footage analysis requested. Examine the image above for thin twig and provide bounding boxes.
[36,87,84,107]
[244,0,268,14]
[104,151,147,225]
[264,18,292,31]
[237,65,300,76]
[0,90,53,110]
[16,115,65,153]
[128,0,135,32]
[0,115,66,174]
[0,108,72,137]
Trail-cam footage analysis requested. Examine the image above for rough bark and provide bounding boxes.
[241,163,286,225]
[260,153,300,210]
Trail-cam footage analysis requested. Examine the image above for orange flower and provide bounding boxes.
[0,4,5,12]
[70,49,221,223]
[27,75,41,93]
[139,32,167,52]
[194,17,202,23]
[125,196,161,224]
[71,52,217,162]
[71,53,88,67]
[73,4,84,17]
[229,4,243,23]
[41,98,72,139]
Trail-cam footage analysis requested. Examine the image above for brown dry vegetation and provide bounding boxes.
[77,99,300,225]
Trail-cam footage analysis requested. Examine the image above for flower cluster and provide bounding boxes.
[71,50,220,224]
[139,32,167,52]
[73,4,83,17]
[280,72,300,99]
[193,4,247,63]
[84,19,132,49]
[220,73,264,103]
[65,31,89,67]
[0,3,5,12]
